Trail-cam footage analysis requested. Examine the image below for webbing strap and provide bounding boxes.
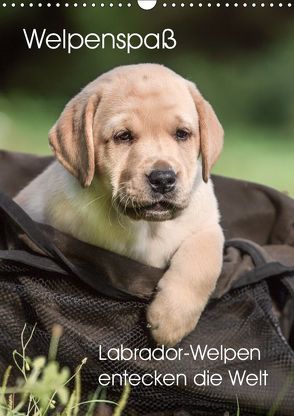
[225,239,294,294]
[224,239,267,267]
[0,250,68,275]
[0,192,138,301]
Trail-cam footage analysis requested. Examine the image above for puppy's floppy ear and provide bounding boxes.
[188,82,224,183]
[49,91,100,187]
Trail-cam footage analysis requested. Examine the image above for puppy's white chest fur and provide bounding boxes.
[15,161,218,269]
[129,221,185,268]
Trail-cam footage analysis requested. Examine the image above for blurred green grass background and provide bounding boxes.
[0,6,293,195]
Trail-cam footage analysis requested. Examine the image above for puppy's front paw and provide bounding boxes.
[147,285,202,346]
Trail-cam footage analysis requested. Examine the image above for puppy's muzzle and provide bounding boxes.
[147,169,177,195]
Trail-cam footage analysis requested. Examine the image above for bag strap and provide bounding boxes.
[224,239,267,268]
[0,249,68,275]
[225,239,294,293]
[0,192,138,301]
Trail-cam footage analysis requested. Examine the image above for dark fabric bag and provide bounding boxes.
[0,150,294,416]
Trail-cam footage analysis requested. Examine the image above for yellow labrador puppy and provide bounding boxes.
[15,64,224,346]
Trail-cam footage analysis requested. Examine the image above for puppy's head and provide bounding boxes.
[49,64,223,221]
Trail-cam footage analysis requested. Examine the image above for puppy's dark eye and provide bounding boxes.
[114,130,133,142]
[175,129,190,141]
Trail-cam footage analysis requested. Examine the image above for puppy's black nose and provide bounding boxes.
[148,169,176,194]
